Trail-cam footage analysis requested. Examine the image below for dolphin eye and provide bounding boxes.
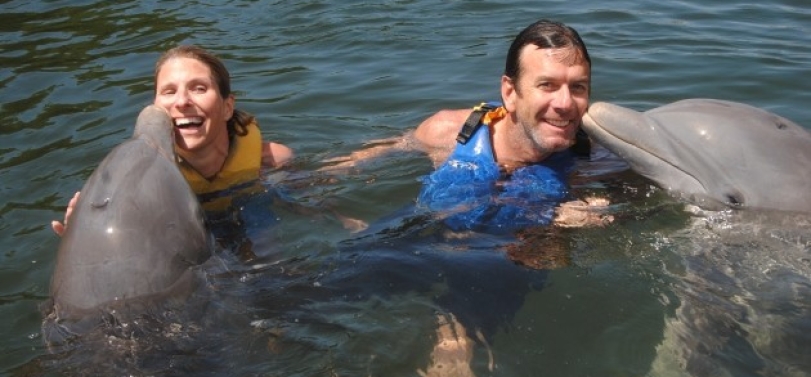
[775,121,787,130]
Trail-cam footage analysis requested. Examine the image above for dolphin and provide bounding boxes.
[581,98,811,212]
[44,105,213,341]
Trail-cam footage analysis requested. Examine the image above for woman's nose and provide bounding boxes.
[173,90,191,108]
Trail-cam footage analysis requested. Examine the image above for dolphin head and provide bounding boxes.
[582,99,811,212]
[48,104,211,328]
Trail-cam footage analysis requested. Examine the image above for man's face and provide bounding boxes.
[501,45,591,155]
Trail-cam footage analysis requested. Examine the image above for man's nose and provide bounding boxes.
[552,86,573,109]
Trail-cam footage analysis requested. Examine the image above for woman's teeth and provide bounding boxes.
[175,117,204,128]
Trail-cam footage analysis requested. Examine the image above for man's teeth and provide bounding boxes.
[175,117,204,127]
[547,119,570,127]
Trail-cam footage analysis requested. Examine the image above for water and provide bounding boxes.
[2,0,810,376]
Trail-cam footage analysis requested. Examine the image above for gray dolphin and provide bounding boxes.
[45,105,212,340]
[582,98,811,212]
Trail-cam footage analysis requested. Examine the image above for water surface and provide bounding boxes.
[1,1,810,376]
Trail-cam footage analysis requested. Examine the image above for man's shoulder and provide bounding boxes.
[414,108,472,148]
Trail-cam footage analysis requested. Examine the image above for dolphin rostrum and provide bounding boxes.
[582,99,811,212]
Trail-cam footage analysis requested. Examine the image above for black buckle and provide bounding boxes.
[456,102,497,144]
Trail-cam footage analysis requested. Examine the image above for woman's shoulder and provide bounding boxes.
[262,141,294,167]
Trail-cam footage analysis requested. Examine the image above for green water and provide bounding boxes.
[1,0,810,376]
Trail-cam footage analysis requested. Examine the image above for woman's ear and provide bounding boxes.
[223,94,235,121]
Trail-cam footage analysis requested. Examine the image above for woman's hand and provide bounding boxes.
[51,191,80,237]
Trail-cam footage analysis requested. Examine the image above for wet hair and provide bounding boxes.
[504,19,591,82]
[154,45,252,138]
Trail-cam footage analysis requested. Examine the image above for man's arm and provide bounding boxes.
[321,108,474,171]
[412,108,473,166]
[413,109,470,149]
[319,134,416,172]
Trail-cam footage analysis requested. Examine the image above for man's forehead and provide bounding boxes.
[523,45,588,68]
[515,47,591,86]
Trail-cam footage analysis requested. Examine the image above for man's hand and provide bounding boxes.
[554,197,613,228]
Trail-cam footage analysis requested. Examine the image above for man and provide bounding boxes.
[416,19,591,171]
[329,20,610,377]
[327,20,608,231]
[417,21,607,376]
[415,19,607,232]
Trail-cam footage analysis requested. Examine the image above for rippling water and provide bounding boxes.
[2,1,810,376]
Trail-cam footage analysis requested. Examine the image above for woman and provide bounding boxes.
[52,45,293,235]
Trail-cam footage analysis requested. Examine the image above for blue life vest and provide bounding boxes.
[417,104,575,232]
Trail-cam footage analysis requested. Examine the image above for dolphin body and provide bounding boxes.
[44,105,212,342]
[582,99,811,212]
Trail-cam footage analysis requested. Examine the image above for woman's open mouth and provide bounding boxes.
[174,117,204,129]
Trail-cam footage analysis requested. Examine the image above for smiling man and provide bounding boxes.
[414,19,590,171]
[411,19,604,232]
[322,20,606,231]
[319,20,607,376]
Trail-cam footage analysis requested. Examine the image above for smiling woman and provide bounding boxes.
[51,45,295,235]
[154,45,294,195]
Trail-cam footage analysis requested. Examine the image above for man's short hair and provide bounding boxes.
[504,19,591,81]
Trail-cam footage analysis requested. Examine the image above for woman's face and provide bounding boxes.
[154,57,234,154]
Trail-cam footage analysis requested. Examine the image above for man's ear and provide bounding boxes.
[501,75,517,112]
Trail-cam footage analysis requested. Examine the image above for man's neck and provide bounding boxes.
[490,117,551,170]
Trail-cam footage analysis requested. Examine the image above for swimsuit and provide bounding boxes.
[417,103,575,232]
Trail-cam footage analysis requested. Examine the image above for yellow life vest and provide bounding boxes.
[177,120,264,212]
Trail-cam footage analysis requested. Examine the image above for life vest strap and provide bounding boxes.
[456,102,498,145]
